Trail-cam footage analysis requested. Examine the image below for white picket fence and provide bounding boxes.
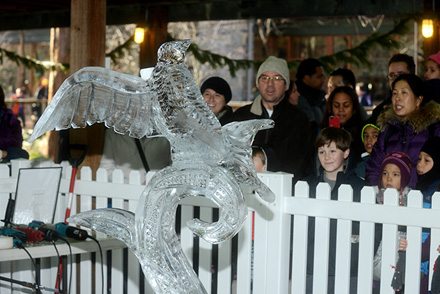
[0,159,439,294]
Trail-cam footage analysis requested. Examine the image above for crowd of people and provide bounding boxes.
[197,51,440,293]
[1,47,440,292]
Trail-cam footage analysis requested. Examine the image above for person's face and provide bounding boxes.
[363,126,379,154]
[332,92,354,125]
[317,141,349,174]
[327,75,344,96]
[417,151,434,175]
[388,61,410,88]
[392,80,422,118]
[303,66,325,90]
[202,88,226,115]
[381,163,402,190]
[288,83,300,106]
[257,71,287,107]
[424,60,440,80]
[252,155,266,173]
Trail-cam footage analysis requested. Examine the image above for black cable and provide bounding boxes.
[51,240,62,292]
[0,275,35,289]
[17,243,41,294]
[57,235,73,294]
[87,235,104,294]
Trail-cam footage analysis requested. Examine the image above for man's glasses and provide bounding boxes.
[387,71,406,81]
[259,75,285,83]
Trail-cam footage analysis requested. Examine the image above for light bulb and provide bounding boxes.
[422,19,434,38]
[134,27,145,44]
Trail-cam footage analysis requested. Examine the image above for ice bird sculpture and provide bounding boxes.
[29,40,275,293]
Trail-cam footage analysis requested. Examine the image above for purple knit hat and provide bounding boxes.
[379,152,412,190]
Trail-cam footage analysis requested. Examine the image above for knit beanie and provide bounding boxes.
[428,51,440,65]
[256,56,290,89]
[379,152,412,190]
[200,77,232,103]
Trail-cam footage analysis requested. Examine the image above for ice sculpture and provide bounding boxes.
[29,40,275,293]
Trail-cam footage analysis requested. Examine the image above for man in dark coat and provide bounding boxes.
[295,58,327,134]
[233,56,314,180]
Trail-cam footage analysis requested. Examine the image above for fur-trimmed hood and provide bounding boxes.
[377,101,440,133]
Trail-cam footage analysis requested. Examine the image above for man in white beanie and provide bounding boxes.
[233,56,314,180]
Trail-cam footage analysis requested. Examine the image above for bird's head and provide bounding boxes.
[220,119,276,203]
[157,40,191,64]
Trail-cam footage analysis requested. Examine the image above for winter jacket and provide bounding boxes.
[366,101,440,188]
[305,169,365,276]
[233,95,314,179]
[355,152,369,179]
[295,80,326,125]
[217,105,234,126]
[0,107,22,149]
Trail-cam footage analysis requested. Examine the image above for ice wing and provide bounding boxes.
[29,67,157,142]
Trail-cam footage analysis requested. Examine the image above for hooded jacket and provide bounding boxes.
[366,101,440,188]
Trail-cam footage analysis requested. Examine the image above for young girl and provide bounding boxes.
[424,51,440,80]
[416,137,440,293]
[416,136,440,204]
[373,152,412,288]
[355,123,380,179]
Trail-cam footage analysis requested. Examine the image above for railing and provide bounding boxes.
[0,159,439,293]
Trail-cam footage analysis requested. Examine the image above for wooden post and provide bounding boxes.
[67,0,106,176]
[48,27,70,162]
[139,6,169,68]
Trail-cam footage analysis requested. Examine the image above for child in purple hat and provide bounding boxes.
[373,152,412,288]
[376,151,412,205]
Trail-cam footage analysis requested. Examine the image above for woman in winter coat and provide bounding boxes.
[366,74,440,188]
[0,85,25,161]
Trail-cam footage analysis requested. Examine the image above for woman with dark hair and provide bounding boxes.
[0,85,27,162]
[321,86,366,167]
[366,73,440,188]
[200,76,234,126]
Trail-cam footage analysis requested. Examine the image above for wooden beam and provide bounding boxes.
[139,6,169,68]
[68,0,106,177]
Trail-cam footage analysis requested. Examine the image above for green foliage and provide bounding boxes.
[318,18,410,72]
[187,42,257,77]
[0,18,411,77]
[105,35,136,64]
[0,47,68,74]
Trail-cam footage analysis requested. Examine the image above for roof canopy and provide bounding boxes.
[0,0,427,31]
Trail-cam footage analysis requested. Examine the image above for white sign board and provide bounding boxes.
[13,167,62,225]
